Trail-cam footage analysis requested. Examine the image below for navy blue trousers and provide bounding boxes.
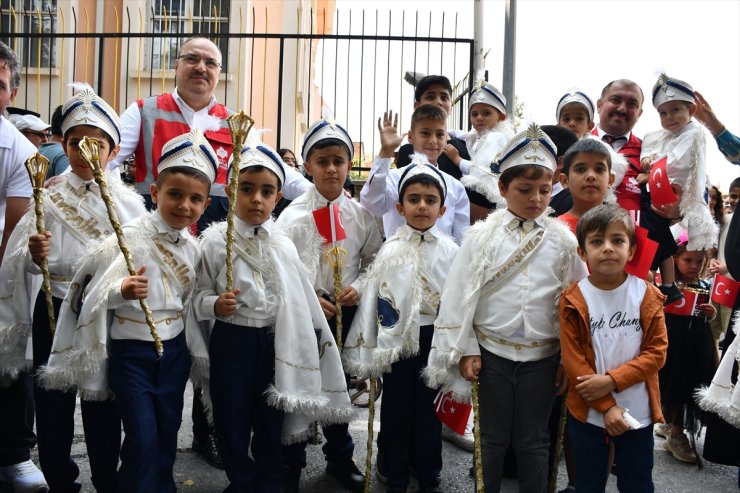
[568,414,654,493]
[377,325,441,489]
[32,293,120,493]
[108,332,190,493]
[283,305,357,469]
[210,321,284,493]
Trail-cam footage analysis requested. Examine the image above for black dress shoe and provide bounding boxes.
[325,458,365,492]
[192,432,224,470]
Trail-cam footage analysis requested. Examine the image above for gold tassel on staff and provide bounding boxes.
[549,399,568,493]
[78,137,163,357]
[363,378,376,493]
[472,379,484,493]
[24,153,55,334]
[326,245,346,351]
[224,112,255,292]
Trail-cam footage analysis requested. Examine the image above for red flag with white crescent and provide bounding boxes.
[433,390,472,435]
[664,290,697,316]
[710,274,740,308]
[312,204,347,245]
[648,157,678,206]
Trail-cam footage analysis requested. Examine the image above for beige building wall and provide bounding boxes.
[10,0,335,154]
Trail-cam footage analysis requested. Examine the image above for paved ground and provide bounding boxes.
[3,382,738,492]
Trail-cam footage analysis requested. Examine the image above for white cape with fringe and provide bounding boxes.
[460,121,515,208]
[192,222,354,444]
[0,174,145,378]
[343,225,457,378]
[696,311,740,429]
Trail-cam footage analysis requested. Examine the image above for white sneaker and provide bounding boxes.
[0,459,49,493]
[441,413,474,452]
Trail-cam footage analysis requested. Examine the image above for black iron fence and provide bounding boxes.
[2,3,475,172]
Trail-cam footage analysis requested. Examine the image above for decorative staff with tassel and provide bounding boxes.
[224,111,255,291]
[326,237,347,352]
[472,380,485,493]
[78,137,163,357]
[24,153,55,334]
[363,378,376,493]
[549,399,568,493]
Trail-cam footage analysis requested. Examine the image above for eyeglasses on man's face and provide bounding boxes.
[178,54,222,70]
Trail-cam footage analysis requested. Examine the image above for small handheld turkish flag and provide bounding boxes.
[664,290,697,316]
[648,157,678,206]
[433,390,472,435]
[710,274,740,308]
[312,204,346,245]
[624,225,658,279]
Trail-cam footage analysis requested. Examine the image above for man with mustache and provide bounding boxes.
[592,79,644,212]
[593,80,683,304]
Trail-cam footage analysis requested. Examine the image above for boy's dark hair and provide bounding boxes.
[562,139,612,175]
[576,204,635,251]
[414,75,452,103]
[730,176,740,190]
[239,165,283,192]
[50,105,64,137]
[304,138,353,162]
[156,166,212,193]
[541,125,578,159]
[399,173,445,203]
[499,164,552,188]
[63,126,116,151]
[410,104,447,130]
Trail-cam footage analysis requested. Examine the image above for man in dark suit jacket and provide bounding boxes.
[395,75,470,180]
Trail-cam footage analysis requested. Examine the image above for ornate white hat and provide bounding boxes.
[157,129,218,183]
[229,141,286,186]
[495,123,557,174]
[398,152,447,200]
[556,89,595,122]
[60,87,121,145]
[301,119,354,161]
[469,80,507,115]
[652,73,695,109]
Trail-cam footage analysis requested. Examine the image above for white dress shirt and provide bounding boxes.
[360,156,470,243]
[194,216,279,327]
[437,209,588,362]
[274,185,382,297]
[108,211,200,341]
[0,116,35,240]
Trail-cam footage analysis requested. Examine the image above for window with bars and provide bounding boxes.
[0,0,56,69]
[149,0,229,71]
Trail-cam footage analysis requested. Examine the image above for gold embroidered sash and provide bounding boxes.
[479,227,546,299]
[45,184,111,245]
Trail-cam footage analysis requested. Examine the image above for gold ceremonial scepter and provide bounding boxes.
[549,399,568,493]
[24,153,55,334]
[326,245,347,351]
[225,112,255,291]
[78,137,163,357]
[363,378,376,493]
[472,380,484,493]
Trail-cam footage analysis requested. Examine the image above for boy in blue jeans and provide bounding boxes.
[560,204,668,492]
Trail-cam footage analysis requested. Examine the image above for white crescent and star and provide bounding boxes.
[715,282,727,297]
[673,296,686,309]
[653,167,663,188]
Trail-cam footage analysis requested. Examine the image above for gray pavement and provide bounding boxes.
[4,382,739,492]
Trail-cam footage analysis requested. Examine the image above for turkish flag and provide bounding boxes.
[624,225,658,279]
[664,290,697,316]
[711,274,740,308]
[433,390,472,436]
[312,204,346,245]
[648,157,678,206]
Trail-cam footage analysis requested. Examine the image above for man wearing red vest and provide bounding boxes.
[113,37,308,233]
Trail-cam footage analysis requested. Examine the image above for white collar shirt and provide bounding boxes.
[274,185,382,297]
[462,210,587,361]
[0,116,35,239]
[193,216,279,327]
[108,211,199,341]
[360,156,470,244]
[596,126,632,152]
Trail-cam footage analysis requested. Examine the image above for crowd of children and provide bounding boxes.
[1,40,739,493]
